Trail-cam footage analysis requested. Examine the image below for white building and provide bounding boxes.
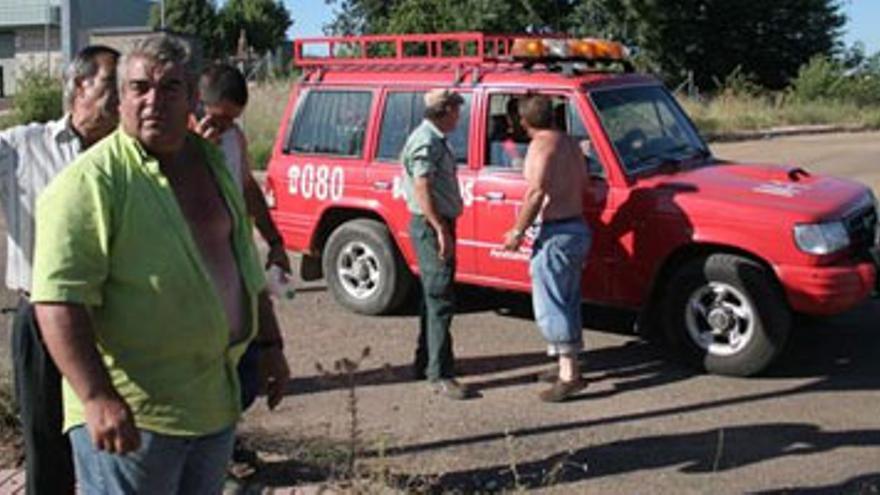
[0,0,151,97]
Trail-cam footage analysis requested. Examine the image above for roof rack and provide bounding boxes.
[293,32,630,70]
[294,32,517,68]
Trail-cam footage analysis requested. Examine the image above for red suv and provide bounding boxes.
[265,33,879,376]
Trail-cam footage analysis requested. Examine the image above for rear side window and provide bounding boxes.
[287,90,372,157]
[376,91,471,164]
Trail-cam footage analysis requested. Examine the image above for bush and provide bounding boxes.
[789,55,880,106]
[789,55,846,102]
[11,66,63,125]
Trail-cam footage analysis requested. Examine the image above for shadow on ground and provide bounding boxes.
[421,423,880,492]
[253,299,880,491]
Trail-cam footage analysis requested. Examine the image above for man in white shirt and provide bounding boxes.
[0,45,120,494]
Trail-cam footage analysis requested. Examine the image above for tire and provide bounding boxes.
[661,253,791,376]
[322,219,413,315]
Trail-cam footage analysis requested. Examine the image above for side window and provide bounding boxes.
[483,94,598,175]
[287,90,372,157]
[377,92,422,161]
[484,94,530,169]
[568,104,604,179]
[376,91,471,165]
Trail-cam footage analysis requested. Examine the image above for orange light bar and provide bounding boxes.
[510,37,626,61]
[587,38,625,59]
[511,38,547,58]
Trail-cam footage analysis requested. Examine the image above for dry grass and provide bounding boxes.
[679,94,880,136]
[241,79,294,170]
[242,79,880,158]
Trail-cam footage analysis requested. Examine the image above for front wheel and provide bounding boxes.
[661,253,791,376]
[322,219,413,315]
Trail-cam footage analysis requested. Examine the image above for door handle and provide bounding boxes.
[372,180,391,191]
[485,191,505,201]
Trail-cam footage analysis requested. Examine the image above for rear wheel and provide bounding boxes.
[661,253,791,376]
[322,219,412,315]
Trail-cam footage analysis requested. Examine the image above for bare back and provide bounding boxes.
[523,130,587,221]
[161,139,246,343]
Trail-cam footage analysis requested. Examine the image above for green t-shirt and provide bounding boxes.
[31,129,265,436]
[401,119,463,219]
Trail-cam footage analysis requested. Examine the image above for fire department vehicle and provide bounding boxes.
[264,33,879,376]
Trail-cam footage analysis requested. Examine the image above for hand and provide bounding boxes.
[266,243,292,274]
[435,223,454,261]
[258,346,291,410]
[83,394,141,455]
[503,228,524,251]
[193,115,221,144]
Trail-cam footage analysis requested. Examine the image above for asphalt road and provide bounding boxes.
[2,132,879,493]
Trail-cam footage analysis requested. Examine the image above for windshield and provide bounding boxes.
[589,85,710,175]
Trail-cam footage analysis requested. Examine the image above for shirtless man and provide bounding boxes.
[30,35,288,493]
[503,95,591,402]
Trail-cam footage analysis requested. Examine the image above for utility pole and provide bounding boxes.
[45,0,51,74]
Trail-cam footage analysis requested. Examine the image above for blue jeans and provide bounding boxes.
[69,425,235,494]
[530,219,591,356]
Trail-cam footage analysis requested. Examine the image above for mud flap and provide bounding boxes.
[300,254,323,281]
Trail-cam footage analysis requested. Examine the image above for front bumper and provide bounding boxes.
[777,258,877,315]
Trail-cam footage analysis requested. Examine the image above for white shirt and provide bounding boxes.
[0,115,82,292]
[219,125,246,192]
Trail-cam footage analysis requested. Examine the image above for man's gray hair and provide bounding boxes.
[118,34,194,92]
[63,45,120,107]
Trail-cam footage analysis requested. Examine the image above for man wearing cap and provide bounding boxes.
[400,88,472,400]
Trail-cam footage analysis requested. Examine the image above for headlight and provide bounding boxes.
[793,221,850,255]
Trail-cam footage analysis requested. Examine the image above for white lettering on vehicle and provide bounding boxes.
[391,175,476,207]
[287,164,346,201]
[753,181,811,198]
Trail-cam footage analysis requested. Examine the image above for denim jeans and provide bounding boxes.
[410,214,457,380]
[530,219,591,356]
[69,425,235,495]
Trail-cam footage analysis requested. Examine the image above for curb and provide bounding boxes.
[705,124,873,143]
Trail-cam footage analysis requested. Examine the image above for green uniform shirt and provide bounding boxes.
[401,119,463,219]
[31,129,265,436]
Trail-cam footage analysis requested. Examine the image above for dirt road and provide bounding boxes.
[235,132,880,493]
[2,132,879,493]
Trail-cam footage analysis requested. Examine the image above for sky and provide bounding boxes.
[285,0,880,54]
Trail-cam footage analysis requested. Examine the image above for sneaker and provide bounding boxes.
[428,378,472,400]
[538,378,587,403]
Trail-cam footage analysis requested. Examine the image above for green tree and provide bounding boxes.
[218,0,293,55]
[327,0,845,90]
[327,0,581,35]
[149,0,220,57]
[616,0,845,90]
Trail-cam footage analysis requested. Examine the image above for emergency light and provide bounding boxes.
[510,37,627,61]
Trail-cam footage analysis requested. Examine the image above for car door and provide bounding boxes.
[367,88,476,276]
[471,90,612,297]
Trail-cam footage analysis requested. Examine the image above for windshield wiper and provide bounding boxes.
[628,144,711,174]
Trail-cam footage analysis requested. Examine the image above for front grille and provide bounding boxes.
[845,206,878,258]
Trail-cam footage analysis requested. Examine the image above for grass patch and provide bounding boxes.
[679,94,880,136]
[241,79,293,170]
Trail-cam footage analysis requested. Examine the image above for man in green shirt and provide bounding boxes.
[31,34,290,493]
[401,89,473,400]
